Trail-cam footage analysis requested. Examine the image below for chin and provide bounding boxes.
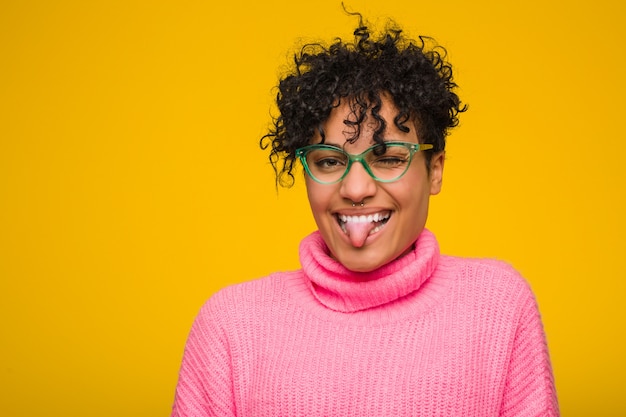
[331,249,391,273]
[331,239,417,274]
[343,260,383,273]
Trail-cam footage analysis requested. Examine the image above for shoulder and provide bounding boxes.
[438,255,538,311]
[442,255,531,288]
[195,271,301,325]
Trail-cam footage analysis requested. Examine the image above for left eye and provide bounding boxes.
[369,155,408,168]
[375,157,405,165]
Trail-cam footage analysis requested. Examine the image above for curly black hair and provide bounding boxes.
[260,11,467,187]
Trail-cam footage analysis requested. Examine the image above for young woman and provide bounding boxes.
[171,13,559,417]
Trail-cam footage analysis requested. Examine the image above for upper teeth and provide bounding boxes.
[339,213,390,223]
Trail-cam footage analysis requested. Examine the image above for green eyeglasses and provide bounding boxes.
[295,141,433,184]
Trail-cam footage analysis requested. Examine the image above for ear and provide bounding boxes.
[429,151,445,195]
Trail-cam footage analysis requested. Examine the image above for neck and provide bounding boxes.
[299,229,440,313]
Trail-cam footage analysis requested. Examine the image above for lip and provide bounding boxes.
[332,208,393,246]
[332,207,391,216]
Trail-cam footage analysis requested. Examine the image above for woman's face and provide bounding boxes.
[305,97,444,272]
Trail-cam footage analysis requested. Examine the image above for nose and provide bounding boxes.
[339,161,377,204]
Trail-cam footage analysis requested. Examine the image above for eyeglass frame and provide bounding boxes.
[295,141,434,184]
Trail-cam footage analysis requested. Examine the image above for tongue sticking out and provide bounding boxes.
[343,221,378,248]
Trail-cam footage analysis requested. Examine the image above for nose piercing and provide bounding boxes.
[352,201,365,207]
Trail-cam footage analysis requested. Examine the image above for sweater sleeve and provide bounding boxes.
[171,298,236,417]
[500,288,559,417]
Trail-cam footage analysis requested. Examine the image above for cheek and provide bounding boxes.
[305,181,332,217]
[393,176,432,219]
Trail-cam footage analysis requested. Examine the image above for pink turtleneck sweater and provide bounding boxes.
[171,230,558,416]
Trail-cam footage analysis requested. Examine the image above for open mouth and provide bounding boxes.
[335,211,391,238]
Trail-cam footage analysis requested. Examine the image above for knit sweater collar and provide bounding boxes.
[299,229,440,313]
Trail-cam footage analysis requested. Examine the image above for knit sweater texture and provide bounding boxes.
[172,229,558,416]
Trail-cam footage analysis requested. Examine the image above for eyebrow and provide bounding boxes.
[322,141,344,148]
[322,139,395,150]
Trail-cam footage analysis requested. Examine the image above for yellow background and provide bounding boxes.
[1,0,624,415]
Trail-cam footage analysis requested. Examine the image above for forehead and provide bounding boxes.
[317,96,418,149]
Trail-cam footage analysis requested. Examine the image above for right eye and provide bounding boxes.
[308,150,347,171]
[313,156,346,170]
